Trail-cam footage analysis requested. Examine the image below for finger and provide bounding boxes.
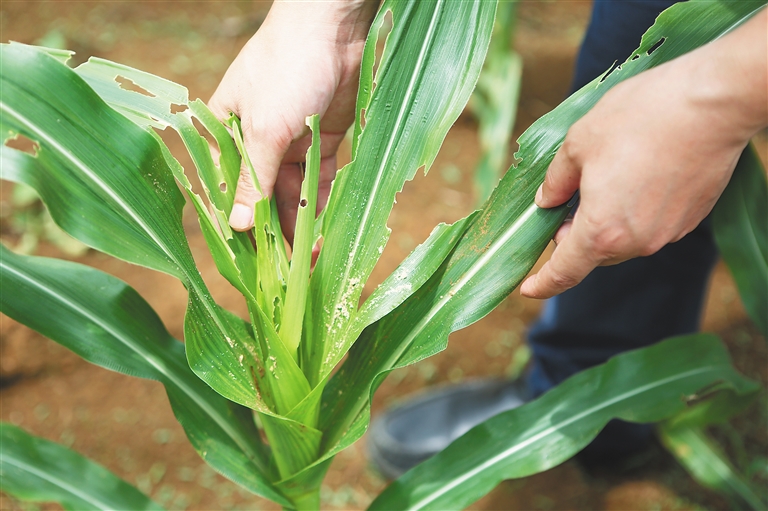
[273,162,303,244]
[317,153,338,214]
[536,135,582,209]
[552,218,573,246]
[230,122,293,231]
[208,94,257,231]
[520,219,602,299]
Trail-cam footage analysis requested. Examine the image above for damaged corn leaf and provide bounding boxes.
[305,0,498,387]
[0,246,290,506]
[0,43,265,411]
[319,0,768,470]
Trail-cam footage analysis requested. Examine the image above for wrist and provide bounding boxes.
[684,8,767,141]
[266,0,379,46]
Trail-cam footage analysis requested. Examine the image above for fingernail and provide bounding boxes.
[230,203,253,230]
[535,184,543,205]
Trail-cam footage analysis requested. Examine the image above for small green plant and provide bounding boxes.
[1,0,766,510]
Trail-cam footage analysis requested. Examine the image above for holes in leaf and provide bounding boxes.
[360,108,367,129]
[219,182,227,193]
[170,103,188,114]
[4,133,40,157]
[115,76,156,97]
[371,10,393,92]
[646,37,665,56]
[599,61,620,83]
[192,116,221,161]
[299,198,308,208]
[631,54,640,61]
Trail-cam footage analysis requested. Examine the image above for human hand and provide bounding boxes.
[208,0,377,241]
[521,8,768,299]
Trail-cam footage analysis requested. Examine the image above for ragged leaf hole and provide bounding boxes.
[599,61,620,83]
[371,10,394,89]
[219,182,227,193]
[299,198,308,208]
[115,76,156,97]
[360,108,367,129]
[170,103,188,114]
[5,133,40,158]
[631,54,640,61]
[192,116,221,161]
[646,37,666,56]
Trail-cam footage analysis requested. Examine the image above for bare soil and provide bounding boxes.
[1,2,766,510]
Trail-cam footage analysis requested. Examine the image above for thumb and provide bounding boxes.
[229,125,287,231]
[536,137,582,209]
[208,88,290,232]
[229,122,287,231]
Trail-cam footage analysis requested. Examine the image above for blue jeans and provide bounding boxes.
[525,0,720,460]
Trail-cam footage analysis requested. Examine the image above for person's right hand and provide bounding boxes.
[208,0,378,242]
[520,7,767,300]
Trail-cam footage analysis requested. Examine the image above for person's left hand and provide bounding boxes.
[208,0,377,243]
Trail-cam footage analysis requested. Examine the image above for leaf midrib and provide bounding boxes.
[395,202,538,367]
[408,365,717,509]
[2,455,115,510]
[323,0,445,346]
[0,99,252,402]
[3,263,263,469]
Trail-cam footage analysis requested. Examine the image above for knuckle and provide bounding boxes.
[583,215,633,259]
[639,234,669,257]
[236,170,259,196]
[547,267,580,290]
[561,128,583,162]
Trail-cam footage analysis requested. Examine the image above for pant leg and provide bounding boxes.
[524,0,720,461]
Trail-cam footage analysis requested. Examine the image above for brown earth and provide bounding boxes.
[1,1,766,510]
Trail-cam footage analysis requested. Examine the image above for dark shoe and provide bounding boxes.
[367,378,528,479]
[574,420,656,475]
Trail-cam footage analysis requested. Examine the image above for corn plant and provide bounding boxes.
[470,0,523,204]
[1,0,766,510]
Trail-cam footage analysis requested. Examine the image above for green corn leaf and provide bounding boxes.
[0,246,291,507]
[268,215,476,488]
[73,55,261,305]
[305,0,498,386]
[319,0,768,459]
[471,0,522,204]
[228,115,285,327]
[472,50,522,205]
[38,41,334,500]
[0,43,268,411]
[368,334,760,511]
[281,114,321,358]
[259,413,322,482]
[0,422,164,511]
[713,144,768,338]
[659,424,767,510]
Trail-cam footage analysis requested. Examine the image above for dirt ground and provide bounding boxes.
[1,1,766,510]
